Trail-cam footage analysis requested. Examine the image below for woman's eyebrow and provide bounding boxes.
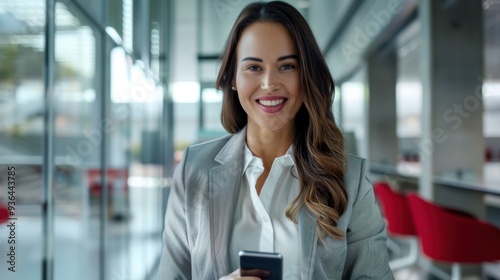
[241,54,298,62]
[277,54,298,61]
[241,57,263,62]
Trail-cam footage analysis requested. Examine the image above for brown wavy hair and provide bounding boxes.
[215,1,348,239]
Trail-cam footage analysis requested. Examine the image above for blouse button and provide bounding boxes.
[263,217,269,223]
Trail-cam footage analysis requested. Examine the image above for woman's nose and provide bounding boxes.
[261,71,281,92]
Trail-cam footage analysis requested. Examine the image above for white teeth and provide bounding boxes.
[258,99,285,106]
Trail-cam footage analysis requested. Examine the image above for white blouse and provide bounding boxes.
[229,145,301,279]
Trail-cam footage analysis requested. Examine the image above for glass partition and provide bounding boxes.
[0,1,45,279]
[52,2,101,279]
[0,0,172,279]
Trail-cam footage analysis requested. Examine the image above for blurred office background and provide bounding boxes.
[0,0,499,279]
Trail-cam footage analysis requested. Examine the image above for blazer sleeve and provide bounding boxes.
[157,149,192,279]
[342,160,394,280]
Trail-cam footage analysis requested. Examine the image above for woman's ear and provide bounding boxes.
[231,81,237,91]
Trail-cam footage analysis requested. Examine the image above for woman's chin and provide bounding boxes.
[260,118,293,133]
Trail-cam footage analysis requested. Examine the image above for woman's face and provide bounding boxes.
[234,22,303,132]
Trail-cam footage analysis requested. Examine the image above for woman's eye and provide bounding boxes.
[247,65,260,71]
[281,64,295,70]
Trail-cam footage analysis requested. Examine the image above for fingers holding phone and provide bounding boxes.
[219,269,263,280]
[240,268,271,278]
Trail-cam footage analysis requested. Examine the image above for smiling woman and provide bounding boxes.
[234,21,302,137]
[157,1,393,280]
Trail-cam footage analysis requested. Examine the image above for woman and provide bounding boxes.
[157,1,393,279]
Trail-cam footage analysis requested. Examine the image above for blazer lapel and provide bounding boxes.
[298,206,318,280]
[209,128,246,278]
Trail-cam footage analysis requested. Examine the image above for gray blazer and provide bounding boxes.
[157,128,394,280]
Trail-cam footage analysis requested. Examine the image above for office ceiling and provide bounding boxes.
[186,0,351,82]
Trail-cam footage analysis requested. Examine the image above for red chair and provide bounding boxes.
[374,182,418,270]
[408,194,500,280]
[0,204,9,224]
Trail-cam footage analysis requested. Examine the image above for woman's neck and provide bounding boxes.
[246,124,294,168]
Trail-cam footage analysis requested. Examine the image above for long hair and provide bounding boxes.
[215,1,348,239]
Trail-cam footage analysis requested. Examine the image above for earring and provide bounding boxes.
[231,86,237,91]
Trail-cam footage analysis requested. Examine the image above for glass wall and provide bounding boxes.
[0,0,46,278]
[52,2,101,279]
[0,0,173,279]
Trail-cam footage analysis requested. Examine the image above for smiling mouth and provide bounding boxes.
[257,98,286,106]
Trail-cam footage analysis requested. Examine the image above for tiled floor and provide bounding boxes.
[393,265,427,280]
[392,265,499,280]
[388,237,500,280]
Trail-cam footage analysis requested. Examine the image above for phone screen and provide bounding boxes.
[239,251,283,280]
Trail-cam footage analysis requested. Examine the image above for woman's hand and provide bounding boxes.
[219,268,269,280]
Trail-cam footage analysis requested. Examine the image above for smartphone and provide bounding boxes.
[239,250,283,280]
